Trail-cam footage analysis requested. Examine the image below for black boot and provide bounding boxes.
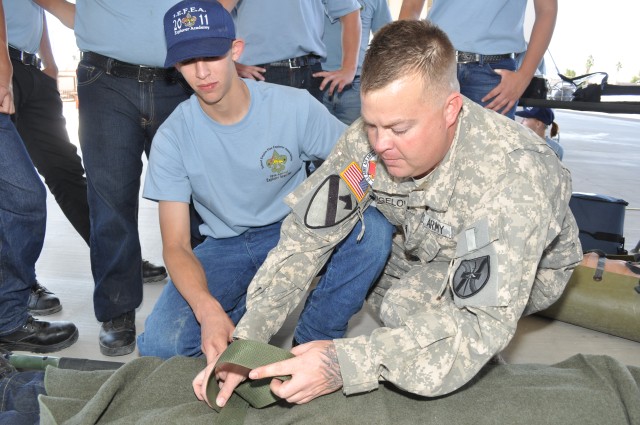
[142,260,167,283]
[99,311,136,356]
[0,316,78,353]
[27,282,62,315]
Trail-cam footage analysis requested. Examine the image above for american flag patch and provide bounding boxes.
[340,162,369,202]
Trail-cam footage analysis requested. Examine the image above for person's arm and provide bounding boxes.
[38,15,58,81]
[158,201,235,364]
[218,0,266,80]
[218,0,239,12]
[0,1,14,114]
[218,160,580,404]
[196,124,373,408]
[398,0,426,20]
[33,0,75,29]
[313,9,361,95]
[482,0,557,114]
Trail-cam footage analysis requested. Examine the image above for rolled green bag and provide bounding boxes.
[207,339,295,409]
[538,265,640,342]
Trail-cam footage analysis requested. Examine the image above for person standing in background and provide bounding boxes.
[219,0,361,101]
[2,0,82,316]
[0,0,78,355]
[73,0,192,356]
[399,0,557,119]
[319,0,392,125]
[3,0,169,320]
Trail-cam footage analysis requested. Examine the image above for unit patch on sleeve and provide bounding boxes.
[452,255,490,299]
[361,150,377,186]
[340,162,369,202]
[304,175,358,229]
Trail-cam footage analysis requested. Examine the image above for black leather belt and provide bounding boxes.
[80,51,177,83]
[263,54,321,69]
[456,51,515,64]
[8,46,42,69]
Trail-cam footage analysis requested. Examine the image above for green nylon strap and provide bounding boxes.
[206,339,295,410]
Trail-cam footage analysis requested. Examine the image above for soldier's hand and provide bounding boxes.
[249,340,343,405]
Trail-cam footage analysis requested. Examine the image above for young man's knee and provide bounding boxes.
[361,207,394,257]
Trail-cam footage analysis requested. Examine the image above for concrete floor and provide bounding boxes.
[16,103,640,368]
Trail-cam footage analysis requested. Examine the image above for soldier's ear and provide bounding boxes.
[443,92,463,128]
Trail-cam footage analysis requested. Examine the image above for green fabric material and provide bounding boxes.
[539,265,640,341]
[208,339,294,409]
[40,353,640,425]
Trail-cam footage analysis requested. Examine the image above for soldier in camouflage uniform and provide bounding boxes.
[203,20,582,408]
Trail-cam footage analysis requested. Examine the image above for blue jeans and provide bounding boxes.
[0,114,46,335]
[137,208,393,357]
[321,76,361,126]
[76,59,191,322]
[261,62,323,101]
[456,57,517,119]
[0,370,44,425]
[12,59,90,245]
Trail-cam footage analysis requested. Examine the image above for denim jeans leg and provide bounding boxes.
[0,370,45,425]
[294,207,394,343]
[77,62,190,322]
[321,77,361,126]
[457,58,517,119]
[0,115,46,335]
[263,63,323,101]
[12,62,90,245]
[137,222,282,358]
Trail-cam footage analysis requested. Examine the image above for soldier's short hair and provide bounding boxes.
[361,20,459,101]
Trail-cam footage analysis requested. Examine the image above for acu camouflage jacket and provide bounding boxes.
[234,99,582,397]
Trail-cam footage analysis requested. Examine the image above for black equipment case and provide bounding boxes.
[569,192,628,255]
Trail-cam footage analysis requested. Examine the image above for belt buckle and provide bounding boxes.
[137,66,155,83]
[456,51,480,64]
[19,51,33,67]
[287,58,301,69]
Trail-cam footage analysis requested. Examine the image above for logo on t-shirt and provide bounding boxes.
[260,146,293,182]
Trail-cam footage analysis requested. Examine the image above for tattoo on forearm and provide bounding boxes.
[320,343,343,391]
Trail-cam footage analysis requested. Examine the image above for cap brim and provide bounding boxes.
[515,110,535,119]
[165,37,233,67]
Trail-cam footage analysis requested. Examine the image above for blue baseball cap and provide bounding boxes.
[515,107,555,126]
[164,0,235,67]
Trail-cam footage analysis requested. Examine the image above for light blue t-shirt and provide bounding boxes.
[144,79,346,239]
[75,0,176,67]
[427,0,528,55]
[234,0,360,65]
[322,0,392,74]
[3,0,42,54]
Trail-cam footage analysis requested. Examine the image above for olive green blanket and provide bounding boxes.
[39,353,640,425]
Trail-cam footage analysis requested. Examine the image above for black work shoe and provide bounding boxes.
[99,311,136,356]
[27,282,62,316]
[0,316,78,354]
[142,260,167,283]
